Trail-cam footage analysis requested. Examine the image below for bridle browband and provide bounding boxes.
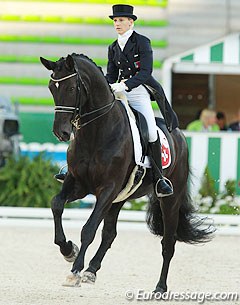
[50,73,77,83]
[50,57,115,129]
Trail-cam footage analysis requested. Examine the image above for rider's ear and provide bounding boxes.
[65,55,75,71]
[40,57,57,71]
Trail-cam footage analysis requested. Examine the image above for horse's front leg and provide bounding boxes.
[63,183,117,287]
[81,201,125,284]
[51,174,79,259]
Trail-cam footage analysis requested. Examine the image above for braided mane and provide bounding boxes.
[70,53,104,75]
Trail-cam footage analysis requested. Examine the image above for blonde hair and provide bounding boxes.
[200,109,216,125]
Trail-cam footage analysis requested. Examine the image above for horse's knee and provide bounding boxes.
[51,195,65,217]
[80,224,93,245]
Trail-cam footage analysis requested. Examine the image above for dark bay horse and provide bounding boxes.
[40,53,213,292]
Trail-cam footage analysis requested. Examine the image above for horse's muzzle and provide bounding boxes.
[53,129,71,142]
[53,117,72,142]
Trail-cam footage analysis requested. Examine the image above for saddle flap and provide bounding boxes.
[130,108,149,156]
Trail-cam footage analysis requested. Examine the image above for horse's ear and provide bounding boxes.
[65,55,75,71]
[40,57,56,71]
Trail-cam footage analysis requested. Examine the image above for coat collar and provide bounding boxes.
[112,31,136,61]
[123,30,136,54]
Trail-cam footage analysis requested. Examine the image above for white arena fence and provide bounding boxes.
[0,206,239,236]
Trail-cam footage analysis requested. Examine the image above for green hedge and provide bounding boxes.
[0,154,60,207]
[0,15,168,27]
[0,77,48,86]
[12,97,159,110]
[0,0,168,7]
[0,55,162,68]
[13,97,54,105]
[0,35,168,48]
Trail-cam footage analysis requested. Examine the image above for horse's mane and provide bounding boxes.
[70,53,104,75]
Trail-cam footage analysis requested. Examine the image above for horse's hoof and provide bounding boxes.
[62,272,81,287]
[64,242,79,263]
[81,271,96,284]
[153,286,167,294]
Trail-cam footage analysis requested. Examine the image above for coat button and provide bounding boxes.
[118,61,120,64]
[128,68,131,70]
[126,60,128,63]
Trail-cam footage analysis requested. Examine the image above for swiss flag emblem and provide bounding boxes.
[158,129,171,169]
[161,144,171,168]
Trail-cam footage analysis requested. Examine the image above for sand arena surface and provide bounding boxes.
[0,224,239,305]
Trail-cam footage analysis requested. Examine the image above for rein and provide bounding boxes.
[50,58,115,130]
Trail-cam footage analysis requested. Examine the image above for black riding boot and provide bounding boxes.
[149,135,173,197]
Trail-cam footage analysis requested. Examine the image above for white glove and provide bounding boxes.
[110,82,127,93]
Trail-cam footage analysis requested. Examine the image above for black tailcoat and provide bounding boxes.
[106,31,179,132]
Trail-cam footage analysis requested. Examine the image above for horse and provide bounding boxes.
[40,53,213,292]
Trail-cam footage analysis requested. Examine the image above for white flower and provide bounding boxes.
[124,201,132,209]
[209,206,220,214]
[225,195,233,202]
[193,194,202,206]
[233,196,240,207]
[199,206,209,213]
[135,196,148,204]
[215,199,226,207]
[201,196,213,207]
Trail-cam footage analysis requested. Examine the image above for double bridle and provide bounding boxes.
[50,58,115,130]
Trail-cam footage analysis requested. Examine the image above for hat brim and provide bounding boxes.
[109,13,137,21]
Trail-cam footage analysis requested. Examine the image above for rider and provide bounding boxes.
[106,4,178,197]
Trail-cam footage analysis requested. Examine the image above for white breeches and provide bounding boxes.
[125,85,158,142]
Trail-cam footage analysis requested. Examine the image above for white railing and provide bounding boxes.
[0,207,239,235]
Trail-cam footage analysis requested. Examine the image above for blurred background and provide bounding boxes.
[0,0,239,212]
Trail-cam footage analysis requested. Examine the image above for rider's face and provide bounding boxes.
[113,17,134,35]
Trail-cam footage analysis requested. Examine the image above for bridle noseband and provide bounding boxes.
[50,57,115,130]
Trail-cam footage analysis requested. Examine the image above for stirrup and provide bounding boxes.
[54,164,67,183]
[155,177,173,198]
[54,173,65,183]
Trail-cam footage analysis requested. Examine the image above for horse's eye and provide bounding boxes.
[69,87,75,92]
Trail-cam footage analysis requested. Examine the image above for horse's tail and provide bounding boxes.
[146,185,215,244]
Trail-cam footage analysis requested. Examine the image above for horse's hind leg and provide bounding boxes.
[81,201,125,284]
[51,175,78,259]
[154,196,179,293]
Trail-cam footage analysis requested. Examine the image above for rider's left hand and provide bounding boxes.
[110,82,128,93]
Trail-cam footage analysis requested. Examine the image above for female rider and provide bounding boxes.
[107,4,178,197]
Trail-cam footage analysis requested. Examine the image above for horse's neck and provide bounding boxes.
[79,59,113,109]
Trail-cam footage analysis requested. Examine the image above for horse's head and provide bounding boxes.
[41,54,115,142]
[40,55,80,142]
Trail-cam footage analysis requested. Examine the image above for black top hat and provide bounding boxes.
[109,4,137,21]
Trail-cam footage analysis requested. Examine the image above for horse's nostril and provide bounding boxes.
[62,131,69,137]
